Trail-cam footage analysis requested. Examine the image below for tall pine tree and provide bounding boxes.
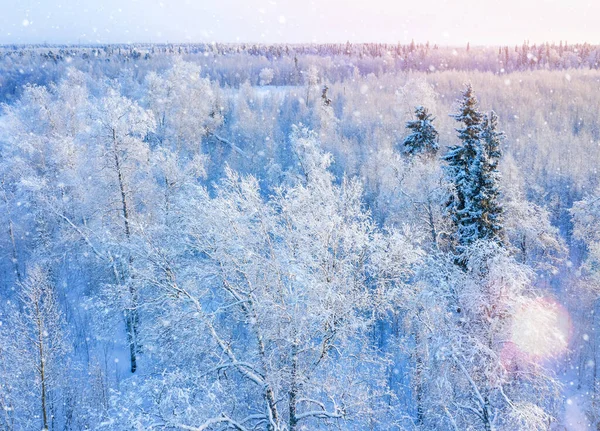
[403,106,439,157]
[443,84,483,251]
[443,85,504,257]
[476,110,504,240]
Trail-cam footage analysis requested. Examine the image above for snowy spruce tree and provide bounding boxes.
[476,110,504,240]
[403,105,439,157]
[443,84,483,250]
[443,85,504,257]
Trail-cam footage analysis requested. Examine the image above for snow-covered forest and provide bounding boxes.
[1,43,600,430]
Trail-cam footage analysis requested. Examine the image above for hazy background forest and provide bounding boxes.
[1,42,600,430]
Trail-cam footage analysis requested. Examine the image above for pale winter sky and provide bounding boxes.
[2,0,599,46]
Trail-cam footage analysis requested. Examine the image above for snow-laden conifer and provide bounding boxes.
[403,105,439,157]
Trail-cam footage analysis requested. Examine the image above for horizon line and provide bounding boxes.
[1,40,597,49]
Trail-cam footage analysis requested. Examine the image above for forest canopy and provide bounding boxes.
[0,43,599,430]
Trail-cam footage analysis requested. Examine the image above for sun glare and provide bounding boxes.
[510,297,571,360]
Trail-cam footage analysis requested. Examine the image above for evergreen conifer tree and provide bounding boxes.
[476,111,504,240]
[443,86,504,258]
[443,84,483,251]
[403,106,439,157]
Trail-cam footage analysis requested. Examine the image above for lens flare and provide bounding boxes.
[510,297,571,360]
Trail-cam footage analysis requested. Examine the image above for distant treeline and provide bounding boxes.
[0,41,600,67]
[1,41,599,106]
[2,40,599,70]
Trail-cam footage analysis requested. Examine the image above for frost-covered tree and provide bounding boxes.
[474,111,504,241]
[0,74,90,286]
[305,64,320,105]
[415,242,562,431]
[502,156,566,274]
[259,67,275,86]
[443,84,484,253]
[1,266,71,431]
[403,105,439,157]
[387,156,449,249]
[92,88,156,373]
[145,59,223,150]
[443,86,504,258]
[0,304,20,430]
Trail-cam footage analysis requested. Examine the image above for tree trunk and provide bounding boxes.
[35,303,49,430]
[251,307,279,429]
[112,129,139,373]
[481,397,493,431]
[289,340,299,431]
[259,335,279,430]
[426,198,438,248]
[1,184,21,284]
[7,218,21,284]
[593,300,599,411]
[414,329,425,426]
